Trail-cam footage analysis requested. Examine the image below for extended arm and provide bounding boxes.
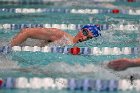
[108,58,140,71]
[130,58,140,67]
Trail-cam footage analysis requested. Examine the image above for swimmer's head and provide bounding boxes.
[73,24,101,43]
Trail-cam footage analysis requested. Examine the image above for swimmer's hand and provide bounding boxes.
[107,58,132,71]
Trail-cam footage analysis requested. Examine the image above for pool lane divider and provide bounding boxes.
[0,77,140,91]
[0,24,139,31]
[0,8,140,15]
[0,45,139,55]
[12,46,140,55]
[0,0,137,5]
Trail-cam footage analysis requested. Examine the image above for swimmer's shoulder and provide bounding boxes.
[64,32,73,41]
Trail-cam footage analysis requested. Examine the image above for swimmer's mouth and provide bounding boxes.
[78,37,92,42]
[78,39,83,42]
[78,39,87,42]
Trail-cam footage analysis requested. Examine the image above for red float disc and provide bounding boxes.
[0,80,3,87]
[127,0,135,2]
[112,9,120,14]
[70,46,80,55]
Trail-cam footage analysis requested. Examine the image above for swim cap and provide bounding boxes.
[82,24,101,37]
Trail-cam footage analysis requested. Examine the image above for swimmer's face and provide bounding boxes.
[76,29,93,43]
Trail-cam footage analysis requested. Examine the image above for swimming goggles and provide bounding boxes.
[82,28,89,36]
[82,29,93,40]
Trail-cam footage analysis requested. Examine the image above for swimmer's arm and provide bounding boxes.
[10,28,50,47]
[129,58,140,67]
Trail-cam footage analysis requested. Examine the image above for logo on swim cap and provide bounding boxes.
[82,24,101,37]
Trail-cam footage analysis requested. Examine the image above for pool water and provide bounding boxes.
[0,0,140,93]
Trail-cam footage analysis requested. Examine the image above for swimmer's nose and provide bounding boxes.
[78,37,87,42]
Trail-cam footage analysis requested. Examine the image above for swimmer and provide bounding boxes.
[108,58,140,71]
[10,24,101,47]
